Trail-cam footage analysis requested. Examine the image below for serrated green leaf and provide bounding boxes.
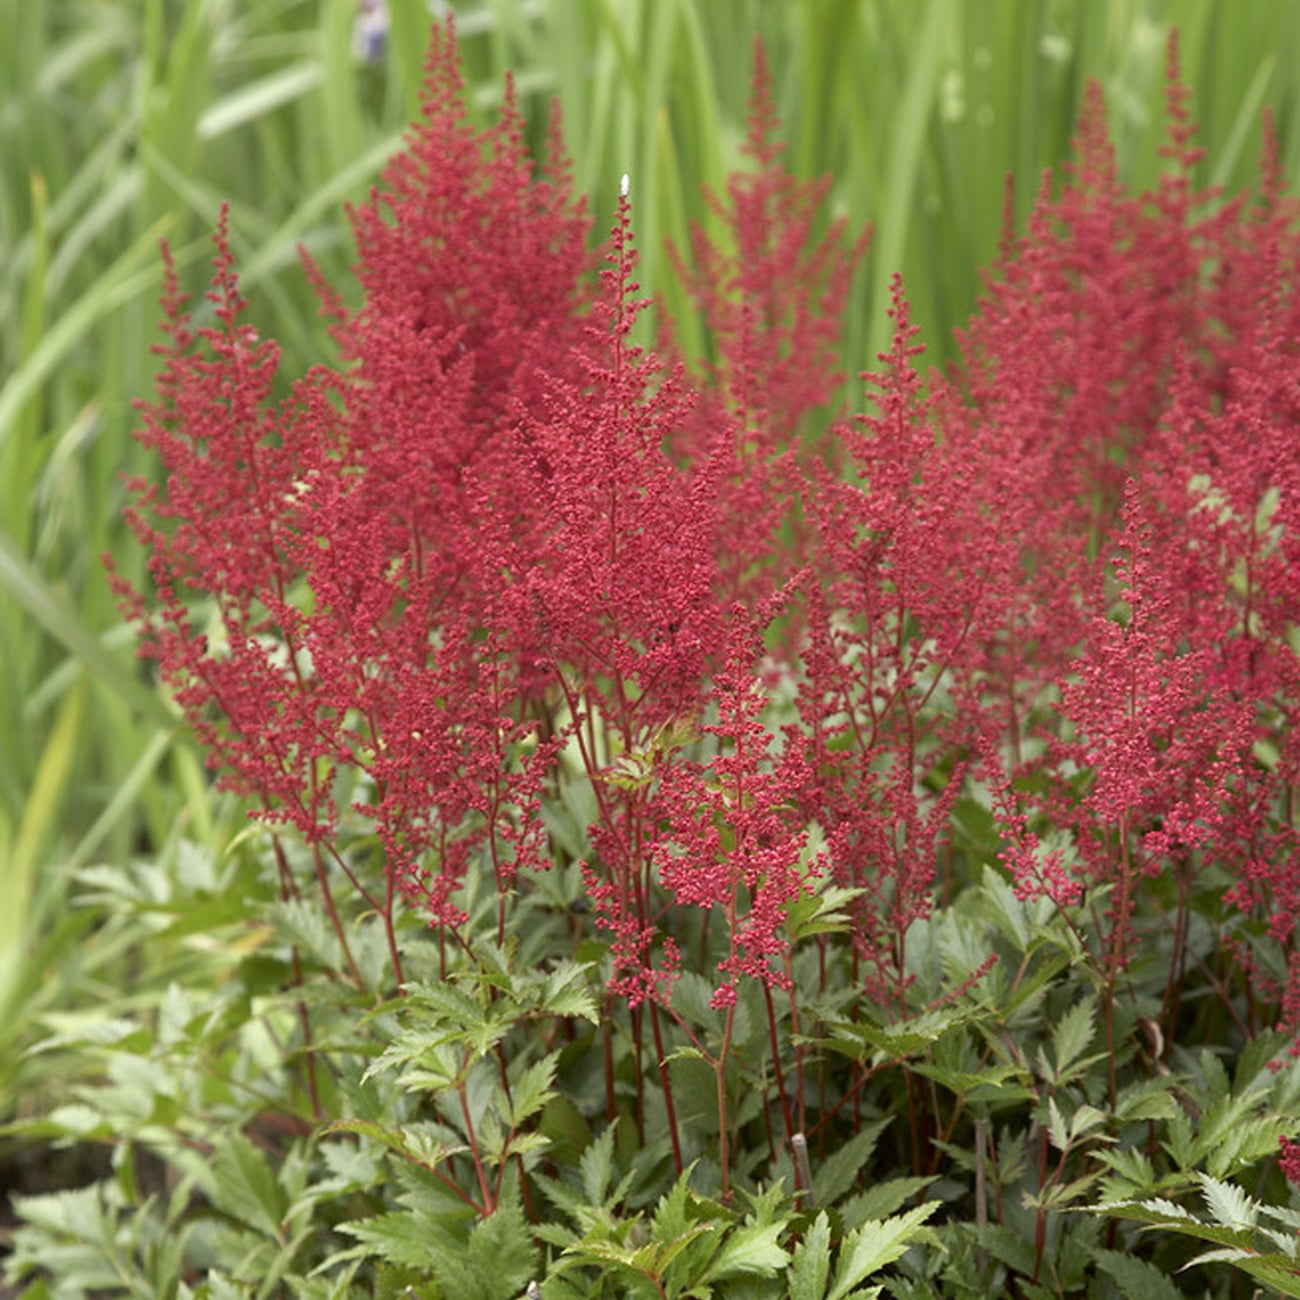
[1225,1255,1300,1298]
[906,1060,1034,1104]
[1199,1173,1259,1231]
[405,978,483,1023]
[841,1178,936,1231]
[813,1120,889,1207]
[651,1169,698,1241]
[1115,1075,1183,1123]
[1050,995,1096,1079]
[506,1053,560,1129]
[785,885,867,943]
[1101,1197,1253,1252]
[789,1211,833,1300]
[456,1199,539,1300]
[705,1219,789,1281]
[337,1212,433,1269]
[540,962,600,1023]
[662,1046,707,1065]
[325,1118,466,1171]
[580,1122,618,1207]
[825,1006,974,1064]
[977,863,1030,950]
[1092,1246,1183,1300]
[655,1222,721,1281]
[211,1132,286,1241]
[1046,1097,1070,1152]
[972,1223,1038,1277]
[828,1202,938,1300]
[1068,1103,1111,1143]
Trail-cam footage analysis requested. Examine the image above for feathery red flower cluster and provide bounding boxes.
[117,24,1300,1058]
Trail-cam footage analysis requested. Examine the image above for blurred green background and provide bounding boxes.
[0,0,1295,1126]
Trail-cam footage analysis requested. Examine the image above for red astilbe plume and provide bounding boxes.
[955,57,1300,1052]
[1153,297,1300,1049]
[948,39,1233,739]
[665,38,869,608]
[1039,483,1249,968]
[1000,480,1260,1097]
[326,19,591,666]
[112,217,352,847]
[113,23,597,967]
[502,185,723,1003]
[651,600,823,1012]
[790,277,1012,1009]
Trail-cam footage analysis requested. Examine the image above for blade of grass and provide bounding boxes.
[0,218,169,455]
[0,527,174,728]
[865,0,952,370]
[0,678,84,1026]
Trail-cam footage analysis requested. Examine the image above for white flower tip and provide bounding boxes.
[620,173,630,198]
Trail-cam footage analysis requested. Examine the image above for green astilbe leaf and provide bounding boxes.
[437,1199,539,1300]
[335,1211,435,1270]
[841,1177,937,1231]
[1091,1246,1184,1300]
[1200,1172,1260,1231]
[505,1052,561,1129]
[703,1217,790,1282]
[1045,994,1098,1082]
[789,1212,833,1300]
[827,1202,940,1300]
[1093,1175,1300,1296]
[211,1131,288,1242]
[812,1120,890,1207]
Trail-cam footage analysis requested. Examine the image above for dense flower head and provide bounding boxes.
[666,38,869,610]
[651,600,823,1008]
[1279,1136,1300,1189]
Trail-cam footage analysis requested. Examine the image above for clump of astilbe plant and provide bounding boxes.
[55,18,1300,1300]
[951,35,1300,1062]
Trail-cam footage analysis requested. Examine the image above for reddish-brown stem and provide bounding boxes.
[648,1000,684,1176]
[716,1000,737,1204]
[630,1001,646,1145]
[457,1066,495,1216]
[761,980,794,1142]
[309,842,365,989]
[602,1007,617,1125]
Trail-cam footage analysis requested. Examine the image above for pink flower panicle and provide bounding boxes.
[115,23,594,932]
[666,39,869,609]
[1279,1137,1300,1190]
[790,277,994,1004]
[652,600,822,1009]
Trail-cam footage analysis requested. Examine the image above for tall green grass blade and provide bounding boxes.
[0,528,173,728]
[0,678,84,1023]
[199,62,326,142]
[65,727,178,874]
[865,0,952,370]
[0,218,168,454]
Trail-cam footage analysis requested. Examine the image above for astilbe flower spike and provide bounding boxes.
[504,183,723,1007]
[667,38,869,609]
[948,37,1236,743]
[651,598,823,1011]
[954,50,1300,1052]
[1044,482,1249,976]
[790,275,1007,1008]
[114,21,595,960]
